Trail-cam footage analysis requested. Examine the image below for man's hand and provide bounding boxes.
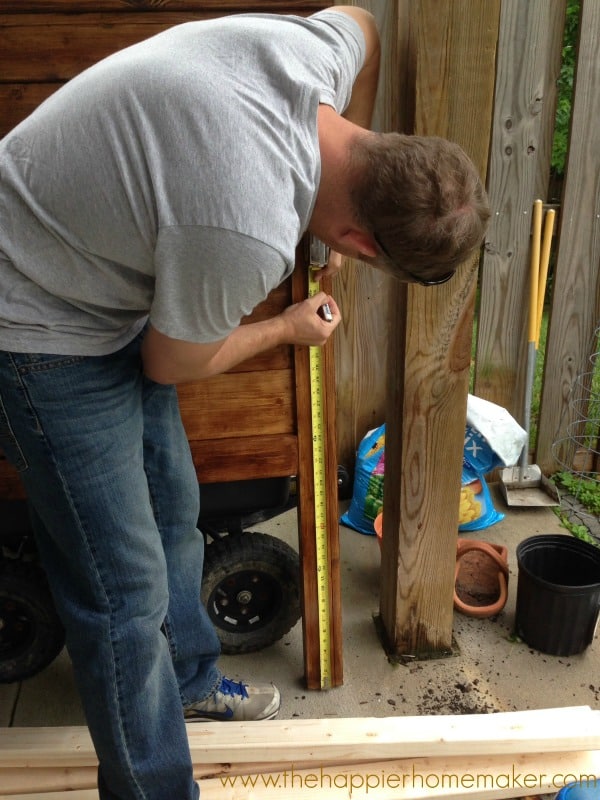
[142,293,340,384]
[280,291,341,346]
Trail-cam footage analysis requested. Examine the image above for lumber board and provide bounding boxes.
[0,5,324,83]
[0,1,325,12]
[2,707,599,770]
[189,434,298,483]
[0,759,359,794]
[188,707,600,763]
[379,0,500,658]
[0,84,61,139]
[0,13,213,82]
[3,750,600,799]
[177,368,295,441]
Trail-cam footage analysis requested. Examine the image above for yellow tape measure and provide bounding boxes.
[308,257,332,689]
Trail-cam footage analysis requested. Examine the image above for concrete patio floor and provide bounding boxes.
[0,485,596,799]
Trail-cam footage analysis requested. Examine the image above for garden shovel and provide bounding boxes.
[500,200,557,506]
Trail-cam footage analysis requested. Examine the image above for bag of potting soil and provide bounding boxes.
[466,394,527,468]
[340,424,385,535]
[341,396,524,535]
[459,394,527,531]
[459,424,504,532]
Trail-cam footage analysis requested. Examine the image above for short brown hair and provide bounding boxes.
[349,133,490,281]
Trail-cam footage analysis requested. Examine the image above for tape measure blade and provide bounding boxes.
[308,267,333,689]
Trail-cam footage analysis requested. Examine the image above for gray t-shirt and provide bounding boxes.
[0,10,365,355]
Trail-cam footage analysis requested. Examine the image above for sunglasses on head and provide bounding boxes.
[373,232,455,286]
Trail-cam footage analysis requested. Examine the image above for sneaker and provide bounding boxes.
[184,676,280,722]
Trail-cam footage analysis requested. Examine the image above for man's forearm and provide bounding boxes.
[142,291,340,385]
[196,317,289,377]
[142,316,289,385]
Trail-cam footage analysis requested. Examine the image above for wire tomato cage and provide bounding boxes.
[552,324,600,543]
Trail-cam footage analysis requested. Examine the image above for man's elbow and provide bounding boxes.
[142,360,177,385]
[140,346,181,384]
[141,330,188,384]
[141,324,226,384]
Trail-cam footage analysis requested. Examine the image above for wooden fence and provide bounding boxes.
[477,0,600,476]
[335,0,600,481]
[331,0,600,657]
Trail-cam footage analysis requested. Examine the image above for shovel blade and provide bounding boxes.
[499,465,558,506]
[500,464,542,489]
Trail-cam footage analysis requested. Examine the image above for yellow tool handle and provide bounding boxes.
[535,208,555,349]
[528,199,543,345]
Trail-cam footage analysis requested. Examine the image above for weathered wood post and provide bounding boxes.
[379,0,500,656]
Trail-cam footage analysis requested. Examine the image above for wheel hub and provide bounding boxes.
[208,569,281,633]
[236,590,252,605]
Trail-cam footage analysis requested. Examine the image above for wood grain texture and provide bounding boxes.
[3,709,600,798]
[0,1,324,12]
[0,13,217,82]
[2,706,598,768]
[536,0,600,473]
[334,262,390,469]
[474,0,566,419]
[3,749,600,800]
[333,0,399,473]
[189,435,298,483]
[379,0,499,656]
[0,85,61,138]
[178,370,295,441]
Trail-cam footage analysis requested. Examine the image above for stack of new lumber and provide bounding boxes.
[1,706,599,799]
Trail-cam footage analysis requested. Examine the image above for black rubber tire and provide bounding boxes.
[337,464,353,500]
[201,532,301,655]
[0,563,65,683]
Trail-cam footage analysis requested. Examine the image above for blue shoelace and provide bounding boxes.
[219,677,249,699]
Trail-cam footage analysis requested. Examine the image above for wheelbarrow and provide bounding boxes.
[0,476,301,684]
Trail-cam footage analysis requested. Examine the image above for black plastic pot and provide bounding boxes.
[515,534,600,656]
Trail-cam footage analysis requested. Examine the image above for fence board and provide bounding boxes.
[537,0,600,473]
[333,0,399,474]
[0,13,220,81]
[474,0,566,422]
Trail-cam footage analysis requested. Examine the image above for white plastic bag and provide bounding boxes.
[466,394,527,467]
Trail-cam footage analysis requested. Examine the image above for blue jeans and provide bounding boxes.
[0,332,221,799]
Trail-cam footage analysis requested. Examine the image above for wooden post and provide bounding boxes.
[379,0,499,657]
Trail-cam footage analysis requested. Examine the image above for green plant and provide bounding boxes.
[555,471,600,516]
[553,508,598,547]
[552,471,600,547]
[551,0,580,177]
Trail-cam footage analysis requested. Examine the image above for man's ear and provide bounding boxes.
[339,228,378,258]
